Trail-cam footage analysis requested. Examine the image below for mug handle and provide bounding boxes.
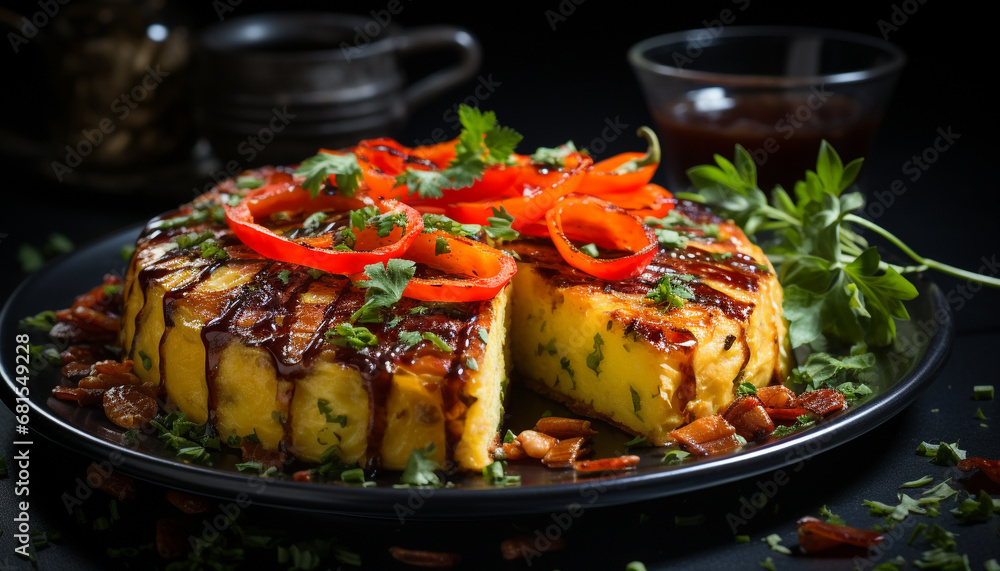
[394,26,482,110]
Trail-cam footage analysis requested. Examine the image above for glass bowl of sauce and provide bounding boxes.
[628,26,905,191]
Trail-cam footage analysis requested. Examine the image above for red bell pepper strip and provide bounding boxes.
[796,516,884,552]
[957,457,1000,485]
[577,127,661,196]
[399,231,517,302]
[223,182,423,275]
[545,194,657,281]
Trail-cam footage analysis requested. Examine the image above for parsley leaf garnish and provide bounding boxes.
[396,105,523,199]
[683,140,1000,348]
[351,259,416,323]
[421,213,482,237]
[400,444,442,487]
[646,273,695,309]
[530,141,580,167]
[484,206,520,241]
[294,152,363,198]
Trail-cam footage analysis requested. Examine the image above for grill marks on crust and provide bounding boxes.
[132,189,491,469]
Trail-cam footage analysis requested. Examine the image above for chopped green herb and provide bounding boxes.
[340,468,367,484]
[303,211,327,231]
[974,408,987,420]
[662,450,690,465]
[630,386,643,421]
[504,430,517,444]
[736,381,757,396]
[235,176,264,189]
[580,242,600,258]
[586,334,604,375]
[762,533,791,555]
[235,461,264,474]
[735,535,750,543]
[790,351,876,391]
[317,399,348,426]
[435,235,451,255]
[645,273,695,309]
[351,259,416,323]
[759,557,776,571]
[325,323,378,350]
[625,562,648,571]
[950,489,994,523]
[483,460,521,487]
[121,244,136,262]
[465,357,478,371]
[18,310,57,332]
[900,475,934,488]
[916,440,967,466]
[277,269,291,284]
[400,444,442,487]
[530,141,579,167]
[624,435,652,448]
[422,332,453,353]
[973,385,994,400]
[819,505,846,526]
[294,152,363,197]
[138,350,152,371]
[421,213,482,237]
[477,327,489,344]
[484,206,520,241]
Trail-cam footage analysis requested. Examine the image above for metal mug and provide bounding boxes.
[197,12,482,166]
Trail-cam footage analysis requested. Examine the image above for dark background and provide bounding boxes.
[1,1,998,569]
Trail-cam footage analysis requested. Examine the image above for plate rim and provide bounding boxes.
[0,224,955,519]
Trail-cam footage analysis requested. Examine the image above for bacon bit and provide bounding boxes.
[534,416,596,439]
[61,361,94,380]
[103,385,158,428]
[502,441,527,461]
[500,536,566,560]
[722,396,775,442]
[571,455,640,472]
[797,389,846,416]
[516,430,558,459]
[765,407,811,421]
[670,415,743,456]
[49,274,124,344]
[60,344,106,364]
[86,462,137,501]
[957,457,1000,485]
[155,517,190,559]
[292,470,312,482]
[51,386,104,406]
[542,436,590,468]
[796,516,884,552]
[757,385,798,409]
[165,490,211,514]
[388,546,462,568]
[78,359,155,397]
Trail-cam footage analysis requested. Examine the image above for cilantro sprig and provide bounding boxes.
[396,105,523,199]
[294,152,363,198]
[684,141,1000,349]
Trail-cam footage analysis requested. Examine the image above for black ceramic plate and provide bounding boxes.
[0,225,954,519]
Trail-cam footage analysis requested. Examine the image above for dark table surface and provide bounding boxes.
[1,1,998,569]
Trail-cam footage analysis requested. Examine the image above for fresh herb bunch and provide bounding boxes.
[682,141,1000,350]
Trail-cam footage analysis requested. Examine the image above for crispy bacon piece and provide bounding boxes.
[797,516,884,552]
[52,386,104,406]
[722,396,775,442]
[571,455,640,472]
[103,385,158,428]
[542,436,590,468]
[957,457,1000,485]
[765,407,811,421]
[49,274,123,344]
[670,415,743,455]
[534,417,596,439]
[77,359,157,398]
[797,389,846,416]
[388,547,462,568]
[757,385,797,408]
[165,490,211,514]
